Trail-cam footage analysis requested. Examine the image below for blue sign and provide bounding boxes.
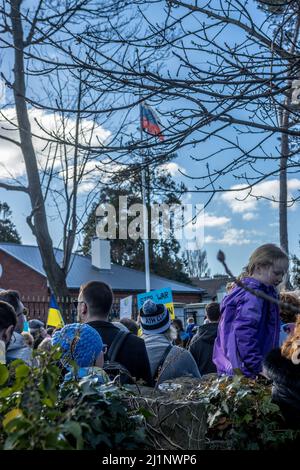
[137,287,173,310]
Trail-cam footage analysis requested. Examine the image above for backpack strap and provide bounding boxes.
[107,329,130,362]
[153,344,173,383]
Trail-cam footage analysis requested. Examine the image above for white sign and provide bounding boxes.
[120,296,133,319]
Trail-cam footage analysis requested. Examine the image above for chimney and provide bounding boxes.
[91,238,111,270]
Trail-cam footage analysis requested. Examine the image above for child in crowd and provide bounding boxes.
[172,318,189,348]
[52,323,108,384]
[185,316,197,341]
[213,244,288,378]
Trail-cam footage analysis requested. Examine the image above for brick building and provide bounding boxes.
[0,242,204,322]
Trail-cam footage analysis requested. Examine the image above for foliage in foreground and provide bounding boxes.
[189,372,300,450]
[0,350,146,450]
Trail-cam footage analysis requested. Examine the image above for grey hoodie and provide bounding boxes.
[142,334,201,385]
[6,332,32,365]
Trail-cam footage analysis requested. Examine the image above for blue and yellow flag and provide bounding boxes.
[47,294,64,328]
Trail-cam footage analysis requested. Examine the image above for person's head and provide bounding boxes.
[0,290,25,333]
[21,331,34,348]
[281,315,300,364]
[140,299,173,338]
[279,291,300,324]
[52,323,105,368]
[172,318,184,332]
[46,327,55,337]
[205,302,221,323]
[0,300,17,346]
[77,281,113,322]
[119,318,139,336]
[245,244,288,287]
[29,319,47,341]
[187,317,195,324]
[37,337,53,352]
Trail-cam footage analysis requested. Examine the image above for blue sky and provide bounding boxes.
[1,0,300,278]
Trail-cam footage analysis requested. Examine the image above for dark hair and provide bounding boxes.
[172,318,184,331]
[80,281,113,318]
[119,317,139,336]
[0,300,17,331]
[205,302,221,322]
[0,290,20,313]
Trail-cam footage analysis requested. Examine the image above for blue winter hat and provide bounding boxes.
[52,323,103,367]
[140,299,171,335]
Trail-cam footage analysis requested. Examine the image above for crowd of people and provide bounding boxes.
[0,243,300,429]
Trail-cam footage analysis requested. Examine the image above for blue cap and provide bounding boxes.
[29,319,45,330]
[52,323,103,367]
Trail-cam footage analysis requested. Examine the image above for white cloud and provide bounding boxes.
[0,107,111,191]
[182,193,192,204]
[269,222,279,227]
[204,214,230,227]
[160,161,185,176]
[205,228,253,246]
[180,212,230,250]
[221,179,300,213]
[242,212,257,221]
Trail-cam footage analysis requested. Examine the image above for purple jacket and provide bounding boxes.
[213,278,280,378]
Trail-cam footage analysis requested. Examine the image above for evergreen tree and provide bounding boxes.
[0,202,21,244]
[81,160,192,284]
[291,238,300,288]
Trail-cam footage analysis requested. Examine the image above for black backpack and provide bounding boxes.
[103,330,132,384]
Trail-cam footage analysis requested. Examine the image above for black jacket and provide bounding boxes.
[188,323,218,375]
[88,320,152,386]
[263,348,300,429]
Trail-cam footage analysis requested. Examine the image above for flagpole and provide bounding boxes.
[140,112,151,292]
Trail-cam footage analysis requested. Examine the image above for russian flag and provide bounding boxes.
[140,102,164,141]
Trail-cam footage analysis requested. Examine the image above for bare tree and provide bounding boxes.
[0,0,139,299]
[74,0,300,258]
[183,248,210,278]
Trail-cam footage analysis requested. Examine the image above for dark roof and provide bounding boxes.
[0,243,204,294]
[191,276,232,298]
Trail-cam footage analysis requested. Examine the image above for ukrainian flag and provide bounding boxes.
[47,294,65,328]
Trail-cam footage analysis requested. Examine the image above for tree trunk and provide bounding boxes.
[279,110,289,256]
[10,1,69,300]
[278,12,300,288]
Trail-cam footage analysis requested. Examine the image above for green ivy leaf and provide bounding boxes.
[15,364,30,379]
[0,364,9,385]
[63,421,83,450]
